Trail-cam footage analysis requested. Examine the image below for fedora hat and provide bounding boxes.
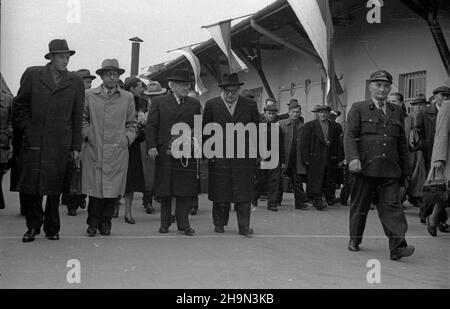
[369,70,393,84]
[218,73,244,87]
[432,86,450,95]
[167,69,194,83]
[312,105,331,113]
[144,80,167,96]
[410,94,427,105]
[264,104,278,112]
[76,69,96,80]
[44,39,76,60]
[96,59,125,76]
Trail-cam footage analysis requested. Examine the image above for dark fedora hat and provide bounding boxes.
[167,69,194,83]
[218,73,244,87]
[312,105,332,113]
[76,69,96,80]
[410,94,427,105]
[432,86,450,95]
[369,70,393,84]
[264,104,278,112]
[95,59,126,76]
[44,39,76,60]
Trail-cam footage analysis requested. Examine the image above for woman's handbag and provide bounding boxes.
[422,166,448,205]
[63,158,82,195]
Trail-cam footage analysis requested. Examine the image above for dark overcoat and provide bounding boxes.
[202,96,260,203]
[415,103,438,170]
[300,119,343,195]
[344,100,410,179]
[13,64,84,195]
[146,91,202,198]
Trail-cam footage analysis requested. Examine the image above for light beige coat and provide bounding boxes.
[81,85,137,198]
[431,100,450,180]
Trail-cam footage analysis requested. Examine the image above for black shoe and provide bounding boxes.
[214,226,225,233]
[86,226,97,237]
[67,209,77,216]
[348,240,360,252]
[239,228,254,236]
[99,228,111,236]
[22,228,39,243]
[438,222,450,233]
[314,201,327,211]
[124,215,135,224]
[268,206,278,212]
[45,233,60,240]
[144,204,155,214]
[159,227,169,234]
[326,198,340,206]
[295,203,307,210]
[190,208,198,216]
[390,245,415,261]
[426,217,437,237]
[183,227,195,236]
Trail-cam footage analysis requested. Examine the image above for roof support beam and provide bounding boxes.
[401,0,450,77]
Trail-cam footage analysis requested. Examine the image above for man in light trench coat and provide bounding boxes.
[81,59,137,237]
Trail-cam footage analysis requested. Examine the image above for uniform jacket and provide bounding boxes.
[415,103,438,168]
[81,85,137,198]
[13,64,84,195]
[431,100,450,180]
[146,91,202,197]
[301,119,343,194]
[0,89,13,165]
[344,100,410,179]
[202,95,260,203]
[279,118,306,175]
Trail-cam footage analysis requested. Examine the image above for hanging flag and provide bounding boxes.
[287,0,342,108]
[202,20,248,74]
[169,46,208,95]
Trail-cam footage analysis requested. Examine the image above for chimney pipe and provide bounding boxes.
[129,37,144,77]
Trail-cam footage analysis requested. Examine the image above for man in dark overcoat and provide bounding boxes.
[13,39,84,242]
[146,69,202,236]
[344,70,414,261]
[301,105,343,210]
[202,74,260,236]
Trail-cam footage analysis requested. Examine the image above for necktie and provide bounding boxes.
[379,101,385,115]
[179,97,184,105]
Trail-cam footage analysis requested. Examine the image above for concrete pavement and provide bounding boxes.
[1,180,449,289]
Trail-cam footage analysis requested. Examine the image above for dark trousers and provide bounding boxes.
[254,167,280,207]
[22,194,60,235]
[143,190,153,206]
[87,197,119,230]
[160,197,193,230]
[192,196,199,211]
[278,173,307,206]
[340,167,353,203]
[350,175,408,251]
[213,202,251,231]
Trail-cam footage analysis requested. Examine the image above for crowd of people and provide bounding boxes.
[1,39,449,262]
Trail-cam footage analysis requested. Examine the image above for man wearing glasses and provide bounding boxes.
[81,59,138,237]
[146,69,202,236]
[202,73,260,236]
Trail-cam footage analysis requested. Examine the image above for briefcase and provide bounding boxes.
[422,167,448,205]
[63,158,82,195]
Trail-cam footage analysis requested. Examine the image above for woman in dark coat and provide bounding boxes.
[123,77,148,224]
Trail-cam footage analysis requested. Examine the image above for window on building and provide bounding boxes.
[399,71,427,113]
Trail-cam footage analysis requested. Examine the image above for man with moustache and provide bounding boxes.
[344,70,414,260]
[146,69,202,236]
[13,39,84,242]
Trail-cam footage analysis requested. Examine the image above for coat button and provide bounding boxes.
[384,134,387,137]
[383,143,387,146]
[382,153,386,157]
[369,119,373,122]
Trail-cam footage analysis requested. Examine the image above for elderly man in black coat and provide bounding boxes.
[13,39,84,242]
[202,74,260,236]
[344,70,414,261]
[146,69,202,236]
[301,105,343,210]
